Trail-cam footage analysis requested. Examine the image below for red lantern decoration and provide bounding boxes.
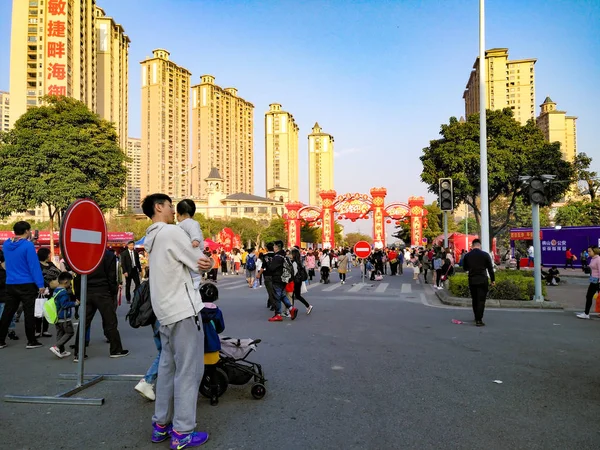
[351,219,356,222]
[386,219,392,224]
[395,221,401,226]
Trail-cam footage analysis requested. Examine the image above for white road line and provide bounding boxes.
[401,284,412,294]
[307,283,321,290]
[375,283,388,293]
[323,283,343,292]
[223,282,251,290]
[71,228,102,244]
[348,284,364,293]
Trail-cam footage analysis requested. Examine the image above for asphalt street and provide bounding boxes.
[1,267,600,450]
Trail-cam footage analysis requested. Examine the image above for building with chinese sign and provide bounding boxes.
[125,137,142,211]
[95,5,130,151]
[9,0,98,128]
[536,96,577,163]
[463,48,537,126]
[265,103,299,203]
[308,123,334,207]
[140,49,191,200]
[191,75,255,198]
[0,91,9,132]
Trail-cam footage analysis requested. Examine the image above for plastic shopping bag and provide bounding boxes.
[301,281,308,294]
[594,293,600,314]
[34,295,46,318]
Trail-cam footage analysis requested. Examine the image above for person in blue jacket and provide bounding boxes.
[0,221,45,349]
[49,272,79,358]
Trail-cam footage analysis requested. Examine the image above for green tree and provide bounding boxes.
[420,108,574,240]
[345,232,373,248]
[261,217,287,244]
[574,152,600,201]
[0,96,127,253]
[456,217,479,235]
[300,222,320,244]
[555,199,600,226]
[106,215,151,240]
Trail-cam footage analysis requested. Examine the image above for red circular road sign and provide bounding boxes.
[60,199,107,275]
[353,241,372,259]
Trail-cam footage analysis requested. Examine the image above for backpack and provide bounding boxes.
[126,281,155,328]
[295,264,308,282]
[281,256,294,284]
[246,255,256,271]
[43,291,61,324]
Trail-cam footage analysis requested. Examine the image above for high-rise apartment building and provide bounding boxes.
[191,75,254,198]
[265,103,299,202]
[9,0,97,128]
[140,49,190,199]
[0,92,9,132]
[308,123,334,207]
[125,137,142,211]
[95,6,129,150]
[463,48,536,125]
[537,97,577,162]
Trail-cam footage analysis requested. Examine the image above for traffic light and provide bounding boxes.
[529,177,546,204]
[439,178,454,211]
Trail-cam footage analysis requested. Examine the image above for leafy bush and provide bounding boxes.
[448,270,546,301]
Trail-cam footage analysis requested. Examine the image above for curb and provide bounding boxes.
[433,287,563,310]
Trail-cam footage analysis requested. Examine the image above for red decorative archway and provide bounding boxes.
[285,189,428,249]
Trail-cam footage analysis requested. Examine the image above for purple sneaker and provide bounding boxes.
[170,430,209,449]
[151,422,173,443]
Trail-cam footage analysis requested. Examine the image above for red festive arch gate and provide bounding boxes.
[284,188,428,249]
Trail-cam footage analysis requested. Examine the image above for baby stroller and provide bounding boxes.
[200,336,267,400]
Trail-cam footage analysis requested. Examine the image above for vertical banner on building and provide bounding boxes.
[46,0,69,97]
[370,188,387,249]
[408,197,426,247]
[285,202,303,249]
[319,191,337,249]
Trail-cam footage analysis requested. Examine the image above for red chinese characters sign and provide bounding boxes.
[510,230,543,241]
[46,0,68,97]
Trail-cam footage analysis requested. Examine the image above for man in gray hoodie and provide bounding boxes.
[142,194,213,448]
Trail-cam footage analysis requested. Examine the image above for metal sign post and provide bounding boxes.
[532,203,544,302]
[4,199,143,406]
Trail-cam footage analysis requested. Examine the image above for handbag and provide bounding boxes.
[34,295,46,318]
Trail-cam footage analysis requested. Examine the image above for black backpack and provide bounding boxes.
[126,280,155,328]
[295,264,308,282]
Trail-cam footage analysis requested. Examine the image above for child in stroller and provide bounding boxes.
[199,284,267,403]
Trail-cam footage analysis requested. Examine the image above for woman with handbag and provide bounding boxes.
[438,257,453,290]
[576,246,600,319]
[291,249,312,315]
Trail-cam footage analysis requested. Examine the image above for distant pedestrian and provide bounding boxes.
[0,221,46,349]
[267,240,298,322]
[337,250,349,284]
[37,247,61,338]
[291,248,312,314]
[142,193,212,447]
[120,240,142,304]
[564,248,576,269]
[463,239,495,326]
[527,245,534,267]
[576,246,600,320]
[305,251,316,282]
[581,249,590,273]
[422,251,431,283]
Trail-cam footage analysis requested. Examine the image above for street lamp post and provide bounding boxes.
[479,0,490,255]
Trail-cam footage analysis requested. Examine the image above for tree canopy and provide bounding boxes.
[345,232,372,248]
[574,152,599,201]
[554,199,600,226]
[420,108,574,239]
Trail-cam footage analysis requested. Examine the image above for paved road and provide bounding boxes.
[1,267,600,449]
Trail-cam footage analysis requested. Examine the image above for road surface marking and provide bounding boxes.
[224,281,250,290]
[401,284,412,294]
[70,228,102,244]
[323,283,343,292]
[348,284,364,293]
[375,283,388,293]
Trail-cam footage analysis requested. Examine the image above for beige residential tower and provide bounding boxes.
[308,123,334,207]
[95,6,129,150]
[140,49,190,199]
[463,48,536,125]
[125,137,142,211]
[0,92,9,132]
[265,103,299,202]
[191,75,254,198]
[9,0,97,128]
[537,97,577,162]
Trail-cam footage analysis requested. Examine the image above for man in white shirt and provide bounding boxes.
[528,245,535,267]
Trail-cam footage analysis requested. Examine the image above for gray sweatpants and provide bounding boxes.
[152,315,204,434]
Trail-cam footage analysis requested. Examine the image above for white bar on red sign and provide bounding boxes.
[71,229,102,245]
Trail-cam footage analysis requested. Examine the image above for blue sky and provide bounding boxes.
[1,0,599,236]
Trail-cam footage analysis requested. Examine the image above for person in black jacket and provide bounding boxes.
[73,249,128,359]
[120,240,141,304]
[462,239,496,327]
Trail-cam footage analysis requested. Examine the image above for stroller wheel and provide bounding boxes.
[200,367,229,399]
[251,383,266,400]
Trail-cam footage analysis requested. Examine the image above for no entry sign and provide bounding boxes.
[353,241,372,259]
[60,199,107,275]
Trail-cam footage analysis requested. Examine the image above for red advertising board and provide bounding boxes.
[60,199,107,275]
[353,241,372,259]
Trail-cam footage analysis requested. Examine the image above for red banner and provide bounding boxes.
[510,230,543,241]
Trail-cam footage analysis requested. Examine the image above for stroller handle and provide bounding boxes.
[250,339,262,345]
